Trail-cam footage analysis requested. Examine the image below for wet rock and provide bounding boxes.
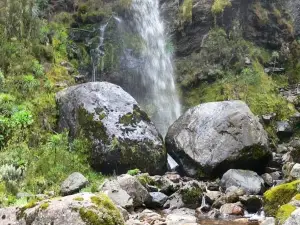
[138,209,164,224]
[261,217,276,225]
[220,203,244,216]
[166,101,270,178]
[225,191,239,203]
[262,113,276,124]
[205,191,223,205]
[163,192,184,210]
[56,82,166,175]
[117,174,150,207]
[212,196,227,209]
[100,179,133,209]
[277,121,293,141]
[165,208,197,225]
[221,169,265,194]
[261,173,273,187]
[117,206,130,221]
[239,195,263,213]
[152,175,180,195]
[290,163,300,179]
[145,192,168,208]
[0,193,124,225]
[60,172,88,196]
[165,172,181,183]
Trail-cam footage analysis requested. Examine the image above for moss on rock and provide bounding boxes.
[263,180,300,216]
[276,204,296,224]
[181,186,202,205]
[79,193,124,225]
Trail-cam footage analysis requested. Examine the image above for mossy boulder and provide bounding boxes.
[276,204,297,224]
[263,180,300,217]
[56,82,166,175]
[166,100,270,178]
[0,193,124,225]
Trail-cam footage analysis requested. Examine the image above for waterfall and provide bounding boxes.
[91,17,121,82]
[131,0,181,136]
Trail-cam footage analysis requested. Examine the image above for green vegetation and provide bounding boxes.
[179,27,295,122]
[180,0,193,23]
[79,194,124,225]
[181,186,202,205]
[40,202,50,210]
[0,0,107,207]
[263,180,300,216]
[127,168,141,176]
[211,0,232,15]
[276,204,296,224]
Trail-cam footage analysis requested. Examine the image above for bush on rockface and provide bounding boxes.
[179,27,295,121]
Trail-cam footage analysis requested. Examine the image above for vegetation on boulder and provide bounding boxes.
[263,180,300,217]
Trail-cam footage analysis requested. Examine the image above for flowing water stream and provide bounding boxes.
[131,0,181,136]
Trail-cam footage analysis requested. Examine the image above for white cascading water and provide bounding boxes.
[131,0,181,136]
[91,23,108,82]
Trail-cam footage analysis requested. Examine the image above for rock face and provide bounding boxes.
[166,101,270,178]
[0,193,124,225]
[117,174,151,207]
[101,179,134,209]
[284,208,300,225]
[60,172,88,196]
[221,169,265,195]
[56,82,166,175]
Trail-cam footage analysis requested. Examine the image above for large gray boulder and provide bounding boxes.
[60,172,88,196]
[221,169,265,195]
[56,82,166,175]
[0,193,124,225]
[166,100,270,178]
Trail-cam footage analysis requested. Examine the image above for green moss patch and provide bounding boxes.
[181,187,202,205]
[79,194,124,225]
[264,180,300,216]
[40,202,50,210]
[276,204,296,224]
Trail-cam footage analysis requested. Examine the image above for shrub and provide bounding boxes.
[211,0,231,15]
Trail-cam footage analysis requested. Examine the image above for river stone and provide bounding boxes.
[290,163,300,179]
[283,208,300,225]
[166,101,270,178]
[117,174,150,207]
[56,82,166,175]
[145,192,168,208]
[219,203,244,216]
[100,179,133,209]
[221,169,265,195]
[60,172,88,196]
[166,208,197,225]
[0,193,124,225]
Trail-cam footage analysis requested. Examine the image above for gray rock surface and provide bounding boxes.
[145,192,168,208]
[117,174,150,207]
[165,208,197,225]
[220,169,265,194]
[101,179,133,209]
[56,82,166,175]
[60,172,88,196]
[166,101,270,178]
[290,163,300,179]
[283,208,300,225]
[0,193,124,225]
